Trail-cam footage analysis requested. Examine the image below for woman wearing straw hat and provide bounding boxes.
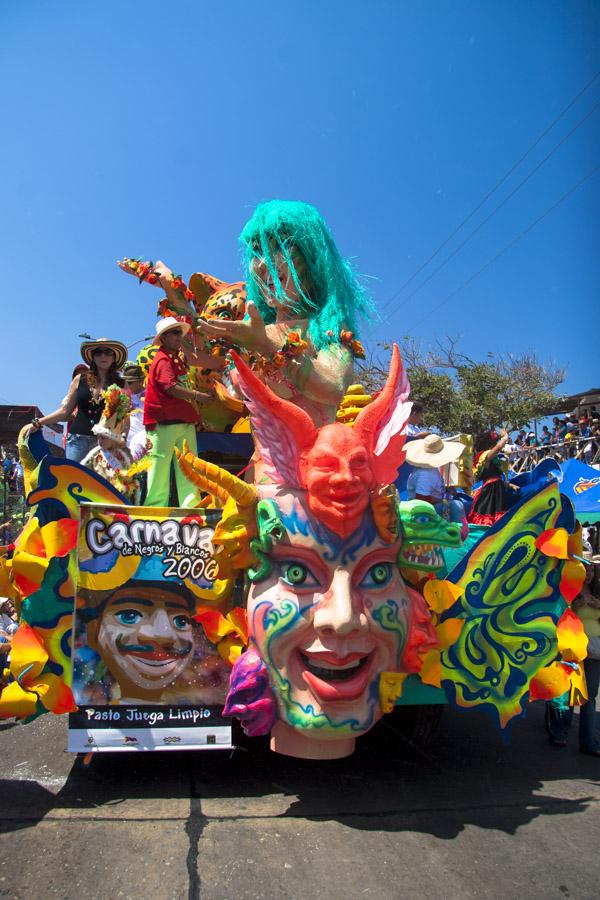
[28,338,127,463]
[404,434,468,538]
[404,434,465,504]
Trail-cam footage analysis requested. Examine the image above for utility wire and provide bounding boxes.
[379,67,600,315]
[381,98,600,326]
[403,164,599,332]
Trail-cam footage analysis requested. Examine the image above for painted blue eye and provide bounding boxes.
[115,609,142,626]
[360,562,394,589]
[415,514,431,524]
[173,614,191,630]
[280,562,319,589]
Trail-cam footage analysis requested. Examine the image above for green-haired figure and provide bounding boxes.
[198,200,372,427]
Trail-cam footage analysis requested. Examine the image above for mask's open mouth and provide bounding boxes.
[297,651,376,702]
[299,652,370,682]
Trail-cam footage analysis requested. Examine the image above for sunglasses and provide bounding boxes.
[92,348,116,357]
[165,329,183,337]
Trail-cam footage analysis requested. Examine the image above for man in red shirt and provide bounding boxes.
[144,317,213,507]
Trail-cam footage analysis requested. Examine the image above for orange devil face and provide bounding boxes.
[229,343,412,541]
[298,426,375,539]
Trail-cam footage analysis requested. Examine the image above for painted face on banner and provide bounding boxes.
[247,490,411,740]
[87,583,194,702]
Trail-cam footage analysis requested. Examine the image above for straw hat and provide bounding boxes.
[153,316,191,345]
[405,434,465,469]
[80,338,127,369]
[123,363,144,381]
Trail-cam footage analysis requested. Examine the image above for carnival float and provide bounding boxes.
[0,201,590,759]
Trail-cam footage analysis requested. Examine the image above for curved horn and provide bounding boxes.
[174,442,258,507]
[353,344,402,446]
[230,350,316,461]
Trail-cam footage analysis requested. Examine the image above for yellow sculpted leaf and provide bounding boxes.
[419,651,441,688]
[423,579,464,615]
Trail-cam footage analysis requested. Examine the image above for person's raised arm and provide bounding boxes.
[485,430,509,462]
[117,258,189,311]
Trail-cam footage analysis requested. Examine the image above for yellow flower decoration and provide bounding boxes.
[419,579,465,688]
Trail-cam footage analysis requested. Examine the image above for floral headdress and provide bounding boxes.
[92,385,132,445]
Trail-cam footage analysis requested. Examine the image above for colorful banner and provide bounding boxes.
[69,503,235,751]
[558,459,600,523]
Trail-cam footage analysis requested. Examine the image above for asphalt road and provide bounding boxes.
[1,702,599,900]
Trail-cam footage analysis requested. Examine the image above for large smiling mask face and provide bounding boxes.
[247,488,412,745]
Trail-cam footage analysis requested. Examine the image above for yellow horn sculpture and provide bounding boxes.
[174,442,258,508]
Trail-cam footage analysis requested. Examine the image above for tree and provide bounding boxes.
[358,336,566,434]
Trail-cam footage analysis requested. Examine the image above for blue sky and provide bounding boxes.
[1,0,599,414]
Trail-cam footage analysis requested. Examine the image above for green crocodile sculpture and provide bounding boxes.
[398,499,462,571]
[248,498,286,582]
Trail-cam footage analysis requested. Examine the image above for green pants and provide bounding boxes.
[145,423,200,508]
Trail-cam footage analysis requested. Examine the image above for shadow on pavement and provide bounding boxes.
[0,720,19,732]
[195,704,600,838]
[0,780,57,833]
[1,703,598,840]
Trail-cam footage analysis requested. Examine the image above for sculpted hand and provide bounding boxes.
[117,257,162,286]
[117,257,198,326]
[196,302,277,355]
[117,257,187,299]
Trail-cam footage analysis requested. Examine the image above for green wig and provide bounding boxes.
[240,200,373,351]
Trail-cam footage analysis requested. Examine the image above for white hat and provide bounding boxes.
[405,434,465,469]
[154,316,191,345]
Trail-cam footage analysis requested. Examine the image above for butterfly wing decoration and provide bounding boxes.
[28,453,128,523]
[230,350,315,486]
[439,480,574,733]
[0,433,128,721]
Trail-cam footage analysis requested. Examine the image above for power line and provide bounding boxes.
[379,67,600,315]
[402,164,599,332]
[381,97,600,326]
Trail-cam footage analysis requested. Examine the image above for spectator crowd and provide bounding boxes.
[1,444,23,493]
[509,408,600,468]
